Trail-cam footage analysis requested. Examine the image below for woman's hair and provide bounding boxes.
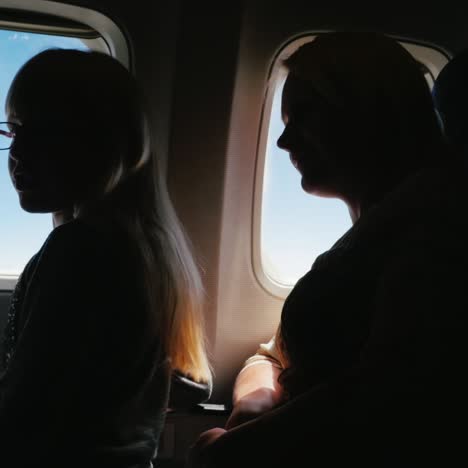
[6,49,211,383]
[282,32,450,184]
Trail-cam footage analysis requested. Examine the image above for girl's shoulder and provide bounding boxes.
[44,219,130,258]
[36,219,138,282]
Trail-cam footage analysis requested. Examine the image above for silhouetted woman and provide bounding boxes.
[0,49,211,468]
[189,32,468,468]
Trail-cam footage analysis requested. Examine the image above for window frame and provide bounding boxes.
[252,33,451,299]
[0,1,130,290]
[0,1,129,67]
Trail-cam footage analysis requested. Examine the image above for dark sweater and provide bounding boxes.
[0,220,170,468]
[274,165,468,465]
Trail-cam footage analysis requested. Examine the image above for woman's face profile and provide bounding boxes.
[7,101,85,214]
[277,74,348,199]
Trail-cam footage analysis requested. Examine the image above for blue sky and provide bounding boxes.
[0,30,88,275]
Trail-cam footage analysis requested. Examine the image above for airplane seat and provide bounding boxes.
[168,370,212,410]
[154,373,220,467]
[0,293,10,340]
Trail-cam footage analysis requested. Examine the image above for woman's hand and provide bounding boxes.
[225,387,281,429]
[186,427,227,468]
[227,359,284,430]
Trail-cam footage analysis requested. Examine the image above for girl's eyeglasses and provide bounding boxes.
[0,122,17,151]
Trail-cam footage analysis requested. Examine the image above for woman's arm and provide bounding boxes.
[188,246,467,467]
[225,335,285,429]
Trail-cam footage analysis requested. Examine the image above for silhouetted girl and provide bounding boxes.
[0,49,211,467]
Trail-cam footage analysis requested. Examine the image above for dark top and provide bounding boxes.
[277,165,468,464]
[0,220,170,468]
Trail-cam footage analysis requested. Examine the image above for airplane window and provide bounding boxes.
[0,29,101,278]
[258,38,448,291]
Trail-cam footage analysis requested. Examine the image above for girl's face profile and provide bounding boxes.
[7,102,86,214]
[5,50,136,218]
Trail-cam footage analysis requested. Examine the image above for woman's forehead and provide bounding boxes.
[282,74,335,113]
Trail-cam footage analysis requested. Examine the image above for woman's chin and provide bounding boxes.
[301,178,339,199]
[301,177,321,195]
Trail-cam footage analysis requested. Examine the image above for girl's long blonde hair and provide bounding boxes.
[7,49,211,383]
